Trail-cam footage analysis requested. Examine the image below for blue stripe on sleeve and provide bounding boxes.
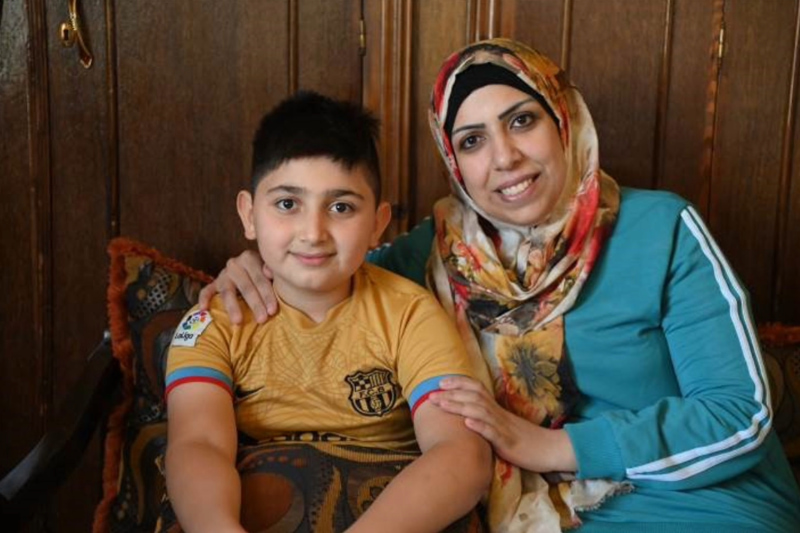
[407,374,464,411]
[165,366,233,390]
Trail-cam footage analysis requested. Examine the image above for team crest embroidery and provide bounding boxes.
[171,310,213,347]
[345,368,398,417]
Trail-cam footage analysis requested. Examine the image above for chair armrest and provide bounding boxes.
[0,333,120,529]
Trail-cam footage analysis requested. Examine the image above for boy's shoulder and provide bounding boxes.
[358,262,432,300]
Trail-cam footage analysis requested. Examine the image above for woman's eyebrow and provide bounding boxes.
[497,97,536,121]
[451,97,536,136]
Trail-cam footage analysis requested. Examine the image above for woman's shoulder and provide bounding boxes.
[619,186,690,215]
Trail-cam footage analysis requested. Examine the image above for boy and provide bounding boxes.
[164,91,491,532]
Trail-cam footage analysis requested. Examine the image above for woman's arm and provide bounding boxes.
[565,205,772,491]
[198,218,436,322]
[166,382,245,533]
[348,402,492,533]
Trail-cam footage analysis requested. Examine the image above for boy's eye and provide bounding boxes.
[330,202,354,214]
[275,198,296,211]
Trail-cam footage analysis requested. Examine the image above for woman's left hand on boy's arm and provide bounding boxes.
[347,400,491,533]
[431,376,577,473]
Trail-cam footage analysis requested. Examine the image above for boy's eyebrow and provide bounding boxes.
[266,184,304,195]
[265,184,365,200]
[328,188,366,200]
[451,97,535,136]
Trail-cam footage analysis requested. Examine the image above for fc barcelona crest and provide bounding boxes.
[345,368,398,417]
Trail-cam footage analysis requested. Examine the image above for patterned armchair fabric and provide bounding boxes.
[759,325,800,486]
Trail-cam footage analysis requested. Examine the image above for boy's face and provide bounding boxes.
[237,157,391,309]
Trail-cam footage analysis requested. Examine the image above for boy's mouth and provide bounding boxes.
[292,252,335,266]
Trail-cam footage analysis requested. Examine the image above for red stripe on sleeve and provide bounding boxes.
[164,377,234,404]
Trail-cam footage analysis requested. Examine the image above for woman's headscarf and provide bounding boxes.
[427,38,625,531]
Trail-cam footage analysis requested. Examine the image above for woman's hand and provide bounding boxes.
[430,376,577,473]
[198,250,277,324]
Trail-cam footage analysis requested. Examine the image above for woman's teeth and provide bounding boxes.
[500,177,533,197]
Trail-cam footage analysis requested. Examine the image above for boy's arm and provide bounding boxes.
[166,382,245,533]
[348,401,492,533]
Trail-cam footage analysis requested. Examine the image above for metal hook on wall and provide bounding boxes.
[58,0,93,68]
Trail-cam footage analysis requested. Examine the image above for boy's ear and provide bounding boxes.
[236,190,257,240]
[371,201,392,247]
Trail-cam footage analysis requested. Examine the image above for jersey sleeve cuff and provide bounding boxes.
[407,374,464,417]
[564,416,626,480]
[164,367,234,401]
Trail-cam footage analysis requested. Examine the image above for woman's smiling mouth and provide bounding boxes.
[498,175,537,199]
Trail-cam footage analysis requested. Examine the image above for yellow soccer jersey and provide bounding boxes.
[166,263,477,451]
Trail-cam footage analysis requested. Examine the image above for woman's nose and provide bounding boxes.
[492,132,522,170]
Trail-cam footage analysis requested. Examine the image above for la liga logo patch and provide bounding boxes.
[171,310,213,347]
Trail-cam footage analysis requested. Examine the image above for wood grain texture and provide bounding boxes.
[363,0,413,241]
[0,0,43,492]
[775,1,800,324]
[658,0,717,211]
[297,0,361,102]
[711,0,796,322]
[569,0,667,190]
[115,0,290,273]
[498,0,565,66]
[409,0,470,225]
[43,0,111,528]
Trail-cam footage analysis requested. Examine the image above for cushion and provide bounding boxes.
[92,238,212,533]
[759,323,800,486]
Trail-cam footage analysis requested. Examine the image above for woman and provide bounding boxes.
[202,38,800,531]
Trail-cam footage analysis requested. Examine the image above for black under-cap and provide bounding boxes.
[443,62,559,139]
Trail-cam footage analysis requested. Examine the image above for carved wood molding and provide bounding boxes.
[363,0,412,238]
[26,0,52,430]
[467,0,499,42]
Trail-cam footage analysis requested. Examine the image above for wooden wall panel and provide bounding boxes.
[0,0,44,494]
[784,66,800,324]
[711,0,796,322]
[498,0,565,67]
[297,0,362,103]
[409,0,471,224]
[659,0,717,210]
[45,0,113,526]
[569,0,667,190]
[363,0,413,240]
[115,0,288,273]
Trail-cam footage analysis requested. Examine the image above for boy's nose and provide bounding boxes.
[300,212,329,243]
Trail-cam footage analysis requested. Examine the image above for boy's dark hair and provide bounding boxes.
[251,91,382,201]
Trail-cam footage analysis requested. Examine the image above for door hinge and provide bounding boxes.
[359,18,366,56]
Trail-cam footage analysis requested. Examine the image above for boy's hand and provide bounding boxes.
[198,250,277,324]
[431,376,577,473]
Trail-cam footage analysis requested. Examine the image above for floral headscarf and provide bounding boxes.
[427,38,624,531]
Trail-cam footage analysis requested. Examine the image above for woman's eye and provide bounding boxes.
[512,112,535,128]
[459,134,480,151]
[275,198,296,211]
[330,202,354,214]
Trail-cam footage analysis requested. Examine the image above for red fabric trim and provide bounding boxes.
[164,377,234,402]
[92,237,212,533]
[758,323,800,347]
[410,390,439,419]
